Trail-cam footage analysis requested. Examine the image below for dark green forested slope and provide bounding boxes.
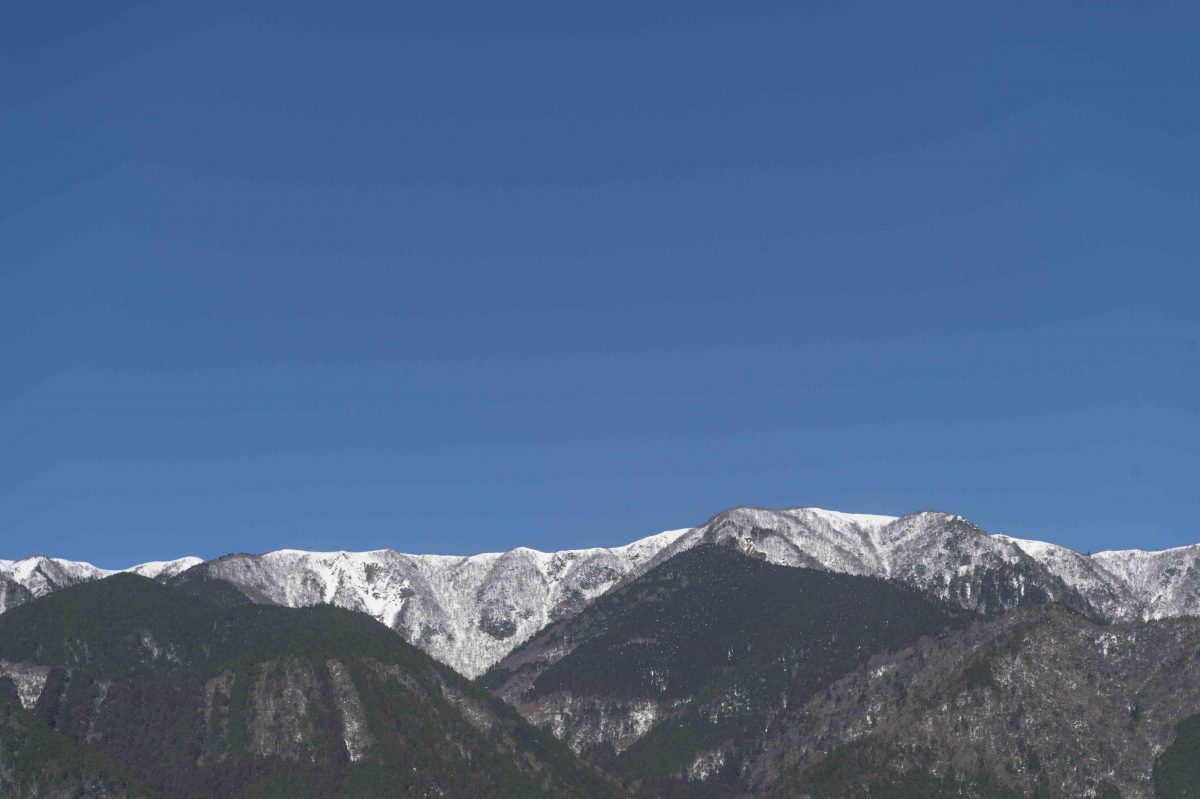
[1154,714,1200,799]
[752,601,1200,799]
[0,684,151,799]
[0,573,619,799]
[484,544,972,798]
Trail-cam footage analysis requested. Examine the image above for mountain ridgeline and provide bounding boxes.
[6,507,1199,679]
[3,506,1200,798]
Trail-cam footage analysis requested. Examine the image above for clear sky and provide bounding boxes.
[3,2,1198,567]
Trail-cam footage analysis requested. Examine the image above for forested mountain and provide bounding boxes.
[752,602,1200,798]
[483,544,970,797]
[485,545,1200,799]
[0,574,617,799]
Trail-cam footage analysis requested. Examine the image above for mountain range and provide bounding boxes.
[4,508,1198,677]
[4,506,1200,798]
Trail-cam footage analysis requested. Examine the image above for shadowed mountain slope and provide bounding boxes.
[485,544,1200,799]
[753,604,1200,799]
[483,544,970,798]
[0,574,619,799]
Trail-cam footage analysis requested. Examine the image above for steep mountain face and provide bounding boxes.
[2,507,1198,678]
[0,574,618,799]
[749,604,1200,799]
[483,545,970,798]
[992,536,1142,621]
[1091,545,1200,619]
[184,532,684,678]
[648,508,1110,619]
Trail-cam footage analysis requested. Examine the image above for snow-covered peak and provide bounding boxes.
[0,556,111,597]
[647,508,1194,621]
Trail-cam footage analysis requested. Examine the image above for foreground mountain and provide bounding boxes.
[3,507,1199,678]
[750,604,1200,799]
[482,544,970,797]
[0,677,151,799]
[485,545,1200,798]
[0,574,617,799]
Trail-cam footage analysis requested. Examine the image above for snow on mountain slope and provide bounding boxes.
[3,508,1199,677]
[650,506,898,574]
[191,508,1200,676]
[642,507,1192,623]
[124,556,204,580]
[0,556,203,614]
[647,508,1098,616]
[993,535,1140,620]
[193,529,689,678]
[1091,544,1200,618]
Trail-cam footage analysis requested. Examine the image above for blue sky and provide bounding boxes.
[3,2,1198,567]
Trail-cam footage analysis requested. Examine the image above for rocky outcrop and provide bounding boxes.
[0,661,50,710]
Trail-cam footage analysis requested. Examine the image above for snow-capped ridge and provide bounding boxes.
[125,556,205,580]
[257,529,692,564]
[1093,543,1200,557]
[183,527,693,677]
[0,554,205,615]
[3,507,1200,675]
